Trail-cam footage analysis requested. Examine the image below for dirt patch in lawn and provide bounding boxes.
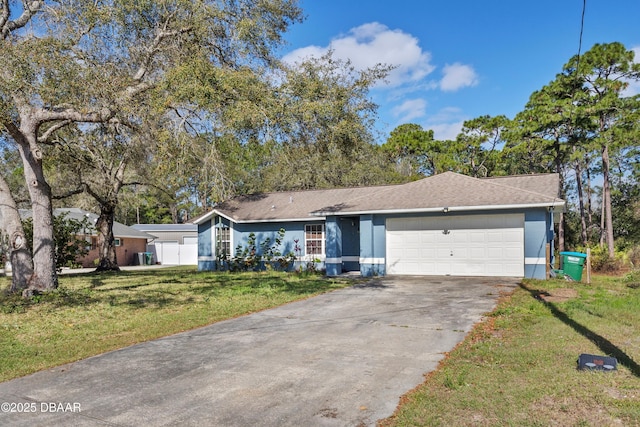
[536,288,579,303]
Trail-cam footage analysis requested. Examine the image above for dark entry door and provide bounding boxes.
[341,217,360,272]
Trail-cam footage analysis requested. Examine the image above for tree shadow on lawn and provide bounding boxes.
[83,269,257,292]
[187,272,348,296]
[86,269,205,289]
[2,271,223,312]
[520,282,640,378]
[1,271,350,313]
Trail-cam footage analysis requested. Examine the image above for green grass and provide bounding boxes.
[0,267,352,382]
[381,273,640,427]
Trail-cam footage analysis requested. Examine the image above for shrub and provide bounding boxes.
[588,245,625,273]
[230,229,295,272]
[626,245,640,269]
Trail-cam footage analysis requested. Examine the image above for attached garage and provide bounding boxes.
[386,214,524,277]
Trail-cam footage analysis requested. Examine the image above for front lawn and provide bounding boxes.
[0,267,352,382]
[380,272,640,426]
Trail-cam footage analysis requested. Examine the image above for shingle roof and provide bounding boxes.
[52,208,156,239]
[196,172,565,224]
[481,174,561,198]
[131,224,197,233]
[207,186,387,222]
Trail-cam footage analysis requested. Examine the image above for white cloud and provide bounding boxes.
[282,45,326,62]
[392,98,427,123]
[427,121,465,141]
[283,22,435,88]
[422,107,466,140]
[440,63,479,92]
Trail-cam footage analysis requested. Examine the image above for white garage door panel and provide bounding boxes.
[386,214,524,277]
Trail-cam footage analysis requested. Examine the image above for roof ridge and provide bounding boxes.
[482,172,559,179]
[311,173,477,212]
[408,171,560,201]
[479,175,560,200]
[229,181,403,200]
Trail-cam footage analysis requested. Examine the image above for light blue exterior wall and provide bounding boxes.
[232,221,304,257]
[197,216,325,272]
[359,215,386,276]
[199,207,555,279]
[198,216,234,271]
[197,218,215,271]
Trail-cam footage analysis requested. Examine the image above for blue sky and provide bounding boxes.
[280,1,640,142]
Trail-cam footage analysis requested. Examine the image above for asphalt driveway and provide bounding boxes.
[0,276,519,426]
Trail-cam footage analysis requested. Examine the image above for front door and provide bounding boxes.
[341,217,360,272]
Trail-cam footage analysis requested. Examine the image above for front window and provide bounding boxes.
[216,226,231,259]
[305,224,325,256]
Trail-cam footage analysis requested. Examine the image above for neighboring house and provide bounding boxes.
[53,208,156,268]
[130,224,198,266]
[195,172,566,279]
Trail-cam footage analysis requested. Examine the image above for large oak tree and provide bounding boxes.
[1,0,302,292]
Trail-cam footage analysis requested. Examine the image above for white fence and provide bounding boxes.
[149,241,198,266]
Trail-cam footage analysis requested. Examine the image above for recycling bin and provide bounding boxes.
[559,251,587,281]
[144,252,154,265]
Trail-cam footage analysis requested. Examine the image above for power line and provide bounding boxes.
[575,0,587,72]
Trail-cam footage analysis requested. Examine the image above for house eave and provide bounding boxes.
[193,209,326,225]
[193,210,218,225]
[232,217,326,224]
[311,201,566,217]
[196,202,566,224]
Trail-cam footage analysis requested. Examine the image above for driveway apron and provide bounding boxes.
[0,276,518,426]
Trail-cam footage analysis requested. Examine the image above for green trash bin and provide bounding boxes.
[144,252,154,265]
[559,251,587,281]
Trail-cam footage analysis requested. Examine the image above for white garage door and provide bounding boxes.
[386,214,524,277]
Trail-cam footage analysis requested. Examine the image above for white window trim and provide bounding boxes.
[214,222,232,259]
[304,224,325,257]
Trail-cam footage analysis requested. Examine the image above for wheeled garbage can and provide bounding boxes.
[559,251,587,281]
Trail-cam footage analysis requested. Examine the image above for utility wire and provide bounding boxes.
[575,0,587,72]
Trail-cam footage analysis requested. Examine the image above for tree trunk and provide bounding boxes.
[13,123,57,291]
[170,203,178,224]
[0,175,34,293]
[586,164,593,231]
[600,193,606,247]
[95,203,120,272]
[554,138,565,253]
[574,159,588,245]
[601,143,615,258]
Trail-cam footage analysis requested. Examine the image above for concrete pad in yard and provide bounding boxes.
[0,276,518,426]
